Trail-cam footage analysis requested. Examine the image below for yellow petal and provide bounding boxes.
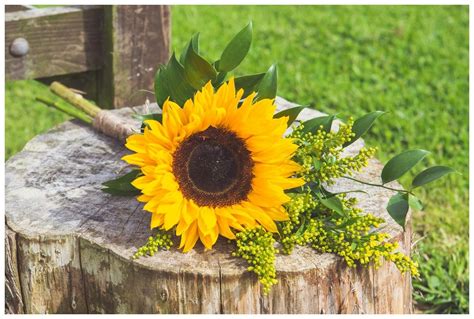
[182,199,198,224]
[183,221,199,252]
[198,206,217,233]
[131,175,154,189]
[241,203,278,233]
[217,217,236,239]
[150,213,164,229]
[163,199,183,230]
[265,206,289,221]
[176,217,190,236]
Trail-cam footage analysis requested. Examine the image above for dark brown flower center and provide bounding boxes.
[172,126,254,207]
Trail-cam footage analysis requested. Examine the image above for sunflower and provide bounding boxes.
[122,79,304,252]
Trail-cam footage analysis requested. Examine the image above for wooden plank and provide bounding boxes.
[98,5,171,109]
[6,6,103,80]
[5,5,35,12]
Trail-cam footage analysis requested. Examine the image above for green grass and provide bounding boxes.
[5,5,468,313]
[5,81,71,159]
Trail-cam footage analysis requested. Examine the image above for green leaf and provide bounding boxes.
[295,215,308,236]
[301,115,335,134]
[320,197,344,216]
[255,64,278,101]
[183,44,217,89]
[411,165,455,188]
[344,111,385,147]
[102,170,142,196]
[273,105,308,126]
[218,22,253,72]
[155,53,196,106]
[381,149,430,184]
[312,158,321,171]
[234,73,265,98]
[386,192,409,229]
[212,71,228,87]
[408,195,423,211]
[154,65,171,107]
[179,33,200,64]
[316,192,344,216]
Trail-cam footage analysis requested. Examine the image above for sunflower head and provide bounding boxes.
[123,79,304,252]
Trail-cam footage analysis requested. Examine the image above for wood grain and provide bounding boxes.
[5,97,413,314]
[98,5,171,109]
[5,6,103,80]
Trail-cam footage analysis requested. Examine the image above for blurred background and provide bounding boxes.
[5,5,469,314]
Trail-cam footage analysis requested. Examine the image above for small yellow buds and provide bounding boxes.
[279,121,419,278]
[132,231,173,259]
[234,226,278,294]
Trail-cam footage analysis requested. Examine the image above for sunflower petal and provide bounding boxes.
[183,221,199,252]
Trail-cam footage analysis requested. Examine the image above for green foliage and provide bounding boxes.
[413,241,469,314]
[282,192,419,275]
[412,166,456,188]
[273,105,308,125]
[255,64,278,101]
[291,119,376,184]
[282,123,419,276]
[154,53,196,106]
[386,192,409,229]
[343,111,385,147]
[154,21,277,108]
[300,115,335,134]
[132,231,173,259]
[381,149,430,184]
[102,170,142,196]
[183,43,218,89]
[233,226,278,294]
[234,72,265,97]
[218,21,253,72]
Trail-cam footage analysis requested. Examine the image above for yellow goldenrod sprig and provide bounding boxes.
[132,231,173,259]
[289,119,377,184]
[233,226,278,294]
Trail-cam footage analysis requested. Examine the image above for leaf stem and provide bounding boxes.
[50,81,102,117]
[35,97,93,124]
[341,176,413,195]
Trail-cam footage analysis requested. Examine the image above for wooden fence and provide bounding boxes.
[5,5,171,108]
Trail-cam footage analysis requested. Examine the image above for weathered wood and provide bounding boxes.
[5,6,103,80]
[98,5,171,109]
[5,5,35,13]
[5,227,24,314]
[5,97,413,314]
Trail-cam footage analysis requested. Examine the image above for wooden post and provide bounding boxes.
[5,5,171,108]
[98,5,171,109]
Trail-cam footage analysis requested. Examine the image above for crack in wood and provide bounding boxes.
[77,237,90,314]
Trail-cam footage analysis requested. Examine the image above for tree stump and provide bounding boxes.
[5,97,413,314]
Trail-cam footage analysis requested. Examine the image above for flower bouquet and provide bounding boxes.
[38,22,453,294]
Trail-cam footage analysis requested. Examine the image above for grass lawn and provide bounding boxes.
[5,5,469,313]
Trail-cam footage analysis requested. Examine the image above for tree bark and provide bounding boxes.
[5,97,413,314]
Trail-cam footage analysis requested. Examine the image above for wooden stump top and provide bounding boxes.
[5,97,412,314]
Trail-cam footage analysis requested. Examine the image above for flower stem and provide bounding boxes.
[341,176,412,195]
[35,97,93,124]
[50,81,102,118]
